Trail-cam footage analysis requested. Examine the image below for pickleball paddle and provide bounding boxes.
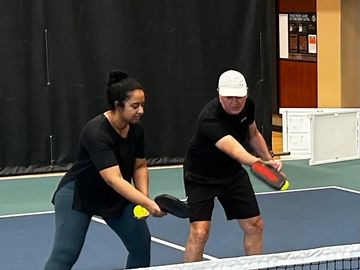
[250,161,289,191]
[154,194,190,219]
[270,151,291,157]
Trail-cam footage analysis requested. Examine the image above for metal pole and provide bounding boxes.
[49,134,55,168]
[44,28,51,86]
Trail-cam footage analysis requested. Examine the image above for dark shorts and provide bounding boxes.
[185,171,260,222]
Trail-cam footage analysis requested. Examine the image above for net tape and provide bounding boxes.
[136,243,360,270]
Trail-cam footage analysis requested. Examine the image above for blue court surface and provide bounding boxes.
[1,187,359,269]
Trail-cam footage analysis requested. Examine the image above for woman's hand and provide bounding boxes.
[145,200,167,217]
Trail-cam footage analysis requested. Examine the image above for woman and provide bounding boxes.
[44,70,165,270]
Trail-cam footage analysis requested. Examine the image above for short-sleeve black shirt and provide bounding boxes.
[55,114,145,217]
[184,97,255,184]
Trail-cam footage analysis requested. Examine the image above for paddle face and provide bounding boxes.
[154,194,191,218]
[251,161,289,191]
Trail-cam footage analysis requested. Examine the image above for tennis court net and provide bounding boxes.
[138,243,360,270]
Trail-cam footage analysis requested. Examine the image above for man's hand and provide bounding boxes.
[263,159,283,171]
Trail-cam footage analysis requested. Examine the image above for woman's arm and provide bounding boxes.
[99,165,163,216]
[132,158,149,197]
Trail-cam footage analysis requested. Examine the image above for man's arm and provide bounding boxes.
[215,122,282,170]
[248,122,273,161]
[215,135,260,167]
[248,122,282,170]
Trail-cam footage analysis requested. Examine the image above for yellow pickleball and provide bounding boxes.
[281,180,290,191]
[133,205,149,219]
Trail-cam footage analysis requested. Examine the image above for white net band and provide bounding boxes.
[135,243,360,270]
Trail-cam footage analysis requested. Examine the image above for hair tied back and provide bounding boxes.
[108,69,128,86]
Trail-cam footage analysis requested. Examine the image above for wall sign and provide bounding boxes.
[279,13,317,62]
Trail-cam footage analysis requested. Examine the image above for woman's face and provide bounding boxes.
[121,89,145,123]
[219,95,247,115]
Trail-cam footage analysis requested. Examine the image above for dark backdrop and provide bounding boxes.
[0,0,276,175]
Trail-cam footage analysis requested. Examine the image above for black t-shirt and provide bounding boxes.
[184,97,255,184]
[55,114,145,217]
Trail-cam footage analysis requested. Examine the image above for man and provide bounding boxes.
[183,69,282,262]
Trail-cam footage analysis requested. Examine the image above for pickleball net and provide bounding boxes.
[136,243,360,269]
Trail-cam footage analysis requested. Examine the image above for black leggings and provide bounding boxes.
[44,181,151,269]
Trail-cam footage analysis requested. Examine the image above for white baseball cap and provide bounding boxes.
[218,70,248,97]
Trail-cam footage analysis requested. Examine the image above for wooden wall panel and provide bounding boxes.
[278,60,317,108]
[276,0,317,109]
[277,0,316,13]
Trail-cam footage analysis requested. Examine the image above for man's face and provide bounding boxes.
[219,95,247,115]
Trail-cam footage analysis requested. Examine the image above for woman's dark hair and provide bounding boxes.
[106,69,144,109]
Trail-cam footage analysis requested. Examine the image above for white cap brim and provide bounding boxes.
[218,87,247,97]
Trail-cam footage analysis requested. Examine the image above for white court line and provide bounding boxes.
[91,216,218,261]
[0,209,217,260]
[256,185,360,196]
[332,186,360,195]
[1,186,359,260]
[0,210,54,219]
[0,165,183,181]
[255,185,339,195]
[149,165,183,170]
[1,186,359,219]
[0,173,65,181]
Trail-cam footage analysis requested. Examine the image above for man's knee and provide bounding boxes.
[240,216,264,235]
[189,222,210,245]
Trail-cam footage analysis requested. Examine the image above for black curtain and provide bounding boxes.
[0,0,276,176]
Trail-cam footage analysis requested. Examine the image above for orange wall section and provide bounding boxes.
[317,0,360,108]
[317,0,342,107]
[341,0,360,107]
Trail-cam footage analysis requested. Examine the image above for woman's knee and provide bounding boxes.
[125,224,151,254]
[44,244,81,270]
[132,234,151,253]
